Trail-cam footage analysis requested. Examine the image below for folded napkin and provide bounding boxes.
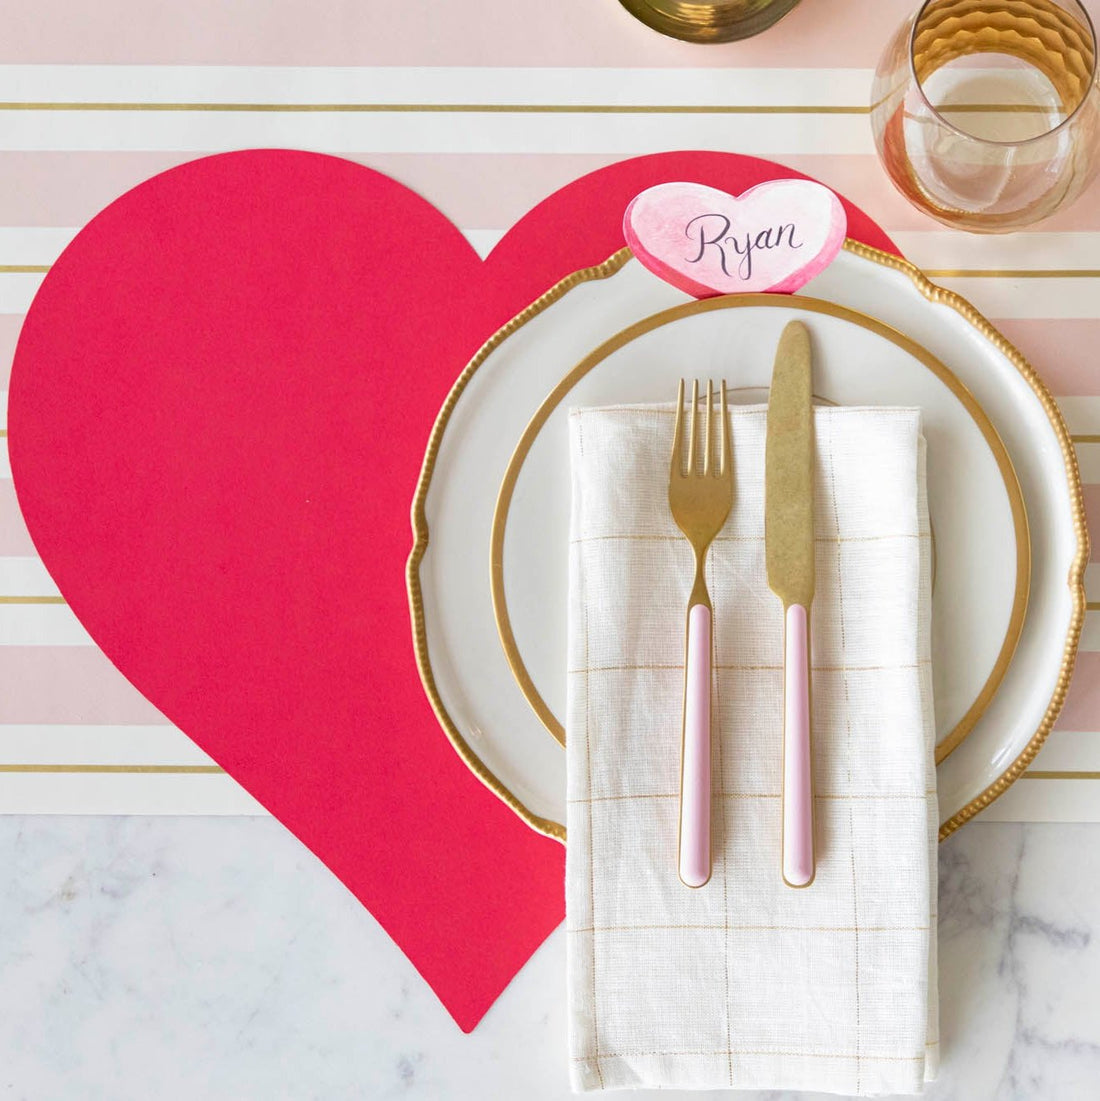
[566,403,938,1096]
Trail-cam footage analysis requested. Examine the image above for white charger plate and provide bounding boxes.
[409,242,1086,842]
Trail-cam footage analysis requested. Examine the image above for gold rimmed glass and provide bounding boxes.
[871,0,1100,231]
[617,0,802,43]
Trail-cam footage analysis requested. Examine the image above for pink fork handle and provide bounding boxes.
[679,603,712,888]
[782,603,815,887]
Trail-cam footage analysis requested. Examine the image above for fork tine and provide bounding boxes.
[720,379,730,476]
[688,379,699,473]
[672,378,685,475]
[704,380,714,475]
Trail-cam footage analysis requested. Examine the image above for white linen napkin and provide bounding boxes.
[566,403,938,1096]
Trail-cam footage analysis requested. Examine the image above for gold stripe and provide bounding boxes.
[0,764,224,774]
[0,100,1056,116]
[1022,770,1100,779]
[0,100,871,115]
[1072,434,1100,443]
[0,595,66,604]
[926,269,1100,278]
[1087,601,1100,611]
[0,264,49,273]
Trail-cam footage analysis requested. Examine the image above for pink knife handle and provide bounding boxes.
[782,604,815,887]
[679,603,712,888]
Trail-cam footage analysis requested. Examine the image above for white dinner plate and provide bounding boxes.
[409,242,1086,842]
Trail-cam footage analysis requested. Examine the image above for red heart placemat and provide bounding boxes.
[8,150,895,1031]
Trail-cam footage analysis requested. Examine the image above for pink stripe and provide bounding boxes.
[1085,485,1100,562]
[5,317,1093,402]
[993,321,1100,398]
[1056,651,1100,731]
[982,171,1100,235]
[0,153,881,229]
[0,483,38,556]
[7,314,1094,403]
[3,152,1100,238]
[0,647,170,724]
[2,0,910,67]
[782,154,1100,234]
[0,152,630,232]
[0,153,199,226]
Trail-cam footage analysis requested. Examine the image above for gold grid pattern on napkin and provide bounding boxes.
[564,404,938,1096]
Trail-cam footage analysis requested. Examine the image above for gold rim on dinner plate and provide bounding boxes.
[407,240,1087,845]
[490,290,1029,801]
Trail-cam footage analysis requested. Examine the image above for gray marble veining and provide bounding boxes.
[1,819,1098,1100]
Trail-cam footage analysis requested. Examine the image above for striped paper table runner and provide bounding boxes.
[1,0,1098,818]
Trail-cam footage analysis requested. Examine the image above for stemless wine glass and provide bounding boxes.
[618,0,802,43]
[871,0,1100,231]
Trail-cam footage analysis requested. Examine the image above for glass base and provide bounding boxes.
[618,0,802,44]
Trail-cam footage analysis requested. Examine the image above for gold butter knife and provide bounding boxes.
[765,320,816,888]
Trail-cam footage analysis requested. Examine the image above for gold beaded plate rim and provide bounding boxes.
[406,239,1088,845]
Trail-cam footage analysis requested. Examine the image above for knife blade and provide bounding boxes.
[765,320,816,888]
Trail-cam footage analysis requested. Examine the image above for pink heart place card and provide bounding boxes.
[624,179,847,298]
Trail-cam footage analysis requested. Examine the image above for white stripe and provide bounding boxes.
[979,779,1100,822]
[0,65,873,107]
[0,557,60,597]
[0,446,8,479]
[0,389,7,426]
[892,231,1100,272]
[0,110,876,156]
[0,274,41,314]
[462,228,505,259]
[0,603,94,645]
[935,277,1100,320]
[1026,730,1100,770]
[1058,397,1100,436]
[0,723,214,765]
[0,772,267,814]
[0,226,79,265]
[1076,443,1100,483]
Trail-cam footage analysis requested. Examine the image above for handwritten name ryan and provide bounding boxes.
[684,213,804,281]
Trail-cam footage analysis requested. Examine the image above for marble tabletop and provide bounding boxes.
[2,818,1097,1100]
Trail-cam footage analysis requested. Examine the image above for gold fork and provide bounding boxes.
[669,379,733,888]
